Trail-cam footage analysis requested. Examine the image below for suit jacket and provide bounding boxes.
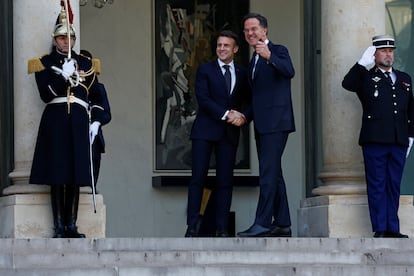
[190,60,251,145]
[248,41,295,134]
[342,63,414,146]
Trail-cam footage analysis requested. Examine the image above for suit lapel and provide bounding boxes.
[232,66,241,97]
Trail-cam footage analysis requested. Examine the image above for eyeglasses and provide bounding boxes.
[243,27,260,33]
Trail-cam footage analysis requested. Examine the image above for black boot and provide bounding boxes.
[51,186,65,238]
[64,185,86,238]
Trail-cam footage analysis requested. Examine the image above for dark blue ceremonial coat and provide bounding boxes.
[30,48,106,186]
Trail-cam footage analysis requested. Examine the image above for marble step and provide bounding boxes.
[0,238,414,275]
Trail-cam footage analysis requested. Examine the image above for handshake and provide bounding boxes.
[226,110,246,127]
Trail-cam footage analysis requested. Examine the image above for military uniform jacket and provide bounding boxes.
[342,63,414,146]
[30,48,107,186]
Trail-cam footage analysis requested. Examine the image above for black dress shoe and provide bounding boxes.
[215,230,229,237]
[185,225,198,237]
[269,226,292,237]
[237,224,270,237]
[386,231,409,238]
[374,231,386,238]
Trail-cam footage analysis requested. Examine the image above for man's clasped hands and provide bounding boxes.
[226,110,246,127]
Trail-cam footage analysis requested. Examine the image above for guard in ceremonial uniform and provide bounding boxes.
[342,35,414,238]
[28,2,107,238]
[80,50,112,186]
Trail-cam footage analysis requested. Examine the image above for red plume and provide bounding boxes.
[60,0,74,24]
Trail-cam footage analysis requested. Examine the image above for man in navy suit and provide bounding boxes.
[342,35,414,238]
[185,30,251,237]
[237,13,295,237]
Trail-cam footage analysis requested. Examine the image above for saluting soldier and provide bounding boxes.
[342,35,414,238]
[28,2,107,238]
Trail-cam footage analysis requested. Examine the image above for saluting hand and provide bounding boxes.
[358,46,376,69]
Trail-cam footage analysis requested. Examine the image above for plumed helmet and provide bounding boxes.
[52,1,76,38]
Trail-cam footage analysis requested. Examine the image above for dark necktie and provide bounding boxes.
[384,71,393,84]
[251,53,259,79]
[223,65,231,94]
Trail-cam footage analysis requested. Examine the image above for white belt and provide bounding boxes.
[48,96,89,110]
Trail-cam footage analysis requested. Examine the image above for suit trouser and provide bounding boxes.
[254,130,291,228]
[187,138,237,230]
[362,143,406,233]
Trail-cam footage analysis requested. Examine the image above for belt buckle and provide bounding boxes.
[68,95,75,104]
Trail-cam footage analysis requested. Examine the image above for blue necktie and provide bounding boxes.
[223,65,231,94]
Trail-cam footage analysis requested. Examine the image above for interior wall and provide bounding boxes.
[80,0,304,237]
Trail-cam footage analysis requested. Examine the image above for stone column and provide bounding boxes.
[0,0,105,238]
[315,0,385,195]
[298,0,414,237]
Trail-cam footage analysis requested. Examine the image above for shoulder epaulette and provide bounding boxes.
[92,58,101,75]
[27,56,46,74]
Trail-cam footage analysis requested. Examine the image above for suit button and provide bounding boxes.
[394,102,397,106]
[393,94,396,97]
[394,110,398,114]
[367,115,371,119]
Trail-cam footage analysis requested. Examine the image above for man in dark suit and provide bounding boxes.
[185,30,251,237]
[237,13,295,237]
[342,35,414,238]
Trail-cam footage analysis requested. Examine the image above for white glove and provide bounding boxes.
[358,46,376,69]
[61,59,76,80]
[407,137,414,158]
[90,121,101,143]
